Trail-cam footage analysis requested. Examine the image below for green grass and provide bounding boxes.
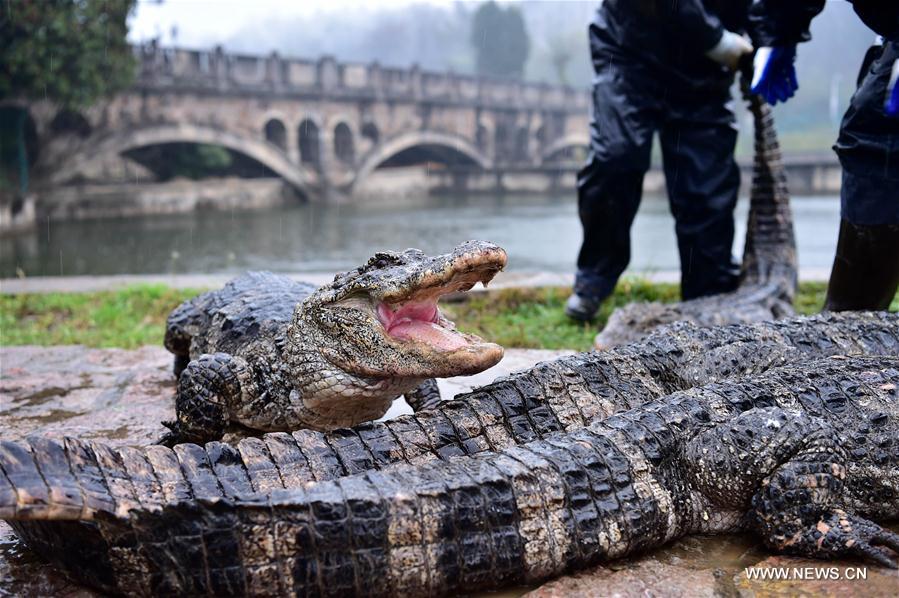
[4,280,892,352]
[442,279,680,352]
[441,280,895,352]
[0,284,202,349]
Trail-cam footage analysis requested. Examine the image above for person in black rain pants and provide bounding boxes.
[749,0,899,311]
[565,0,755,321]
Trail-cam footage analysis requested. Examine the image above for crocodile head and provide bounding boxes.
[298,240,507,379]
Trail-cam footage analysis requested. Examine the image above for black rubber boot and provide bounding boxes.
[565,293,601,322]
[824,220,899,312]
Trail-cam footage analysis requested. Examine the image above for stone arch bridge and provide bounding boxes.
[28,45,591,201]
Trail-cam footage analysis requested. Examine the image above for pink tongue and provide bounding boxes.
[378,301,437,324]
[389,320,468,351]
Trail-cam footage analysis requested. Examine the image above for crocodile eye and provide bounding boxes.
[369,251,401,269]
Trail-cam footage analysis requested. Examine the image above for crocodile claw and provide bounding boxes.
[816,511,899,569]
[156,420,187,448]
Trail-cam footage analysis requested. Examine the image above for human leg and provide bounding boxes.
[568,64,657,320]
[826,42,899,311]
[824,214,899,312]
[660,93,741,300]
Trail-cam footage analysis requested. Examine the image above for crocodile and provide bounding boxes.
[595,74,797,348]
[157,311,898,483]
[1,312,898,595]
[2,354,897,595]
[158,240,507,446]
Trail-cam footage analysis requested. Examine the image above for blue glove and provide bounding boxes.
[887,59,899,117]
[750,46,798,105]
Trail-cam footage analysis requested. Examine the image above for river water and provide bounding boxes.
[0,193,841,278]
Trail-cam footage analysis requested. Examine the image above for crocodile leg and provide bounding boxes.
[404,378,442,412]
[687,406,899,568]
[159,352,249,447]
[750,411,899,568]
[163,297,206,377]
[760,506,899,569]
[172,354,190,378]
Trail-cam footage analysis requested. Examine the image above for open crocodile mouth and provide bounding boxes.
[378,300,460,348]
[375,247,506,366]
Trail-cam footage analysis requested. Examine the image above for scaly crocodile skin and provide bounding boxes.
[1,313,898,594]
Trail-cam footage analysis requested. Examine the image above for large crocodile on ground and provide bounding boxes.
[2,353,897,595]
[159,240,507,446]
[595,74,797,348]
[158,311,899,483]
[1,312,898,595]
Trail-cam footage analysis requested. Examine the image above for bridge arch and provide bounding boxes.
[361,122,379,145]
[297,118,321,167]
[475,124,489,151]
[514,125,531,162]
[333,121,355,165]
[263,117,287,151]
[352,130,491,188]
[49,124,310,191]
[541,133,590,164]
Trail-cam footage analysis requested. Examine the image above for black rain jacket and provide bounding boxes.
[749,0,898,45]
[590,0,753,96]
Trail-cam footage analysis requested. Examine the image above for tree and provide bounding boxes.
[126,143,235,181]
[0,0,136,194]
[548,34,573,86]
[470,1,530,79]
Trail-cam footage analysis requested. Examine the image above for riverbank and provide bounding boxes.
[2,153,841,230]
[0,280,866,352]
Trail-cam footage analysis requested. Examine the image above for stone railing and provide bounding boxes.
[132,44,589,112]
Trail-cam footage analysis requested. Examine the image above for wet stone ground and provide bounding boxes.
[1,345,897,597]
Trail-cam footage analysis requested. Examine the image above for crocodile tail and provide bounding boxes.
[136,423,682,596]
[739,72,798,304]
[0,436,169,522]
[1,437,111,521]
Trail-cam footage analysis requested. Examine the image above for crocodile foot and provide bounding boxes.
[156,420,203,448]
[801,510,899,569]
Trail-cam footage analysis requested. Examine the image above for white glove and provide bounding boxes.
[705,30,754,70]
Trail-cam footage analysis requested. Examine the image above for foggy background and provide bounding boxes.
[130,0,876,155]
